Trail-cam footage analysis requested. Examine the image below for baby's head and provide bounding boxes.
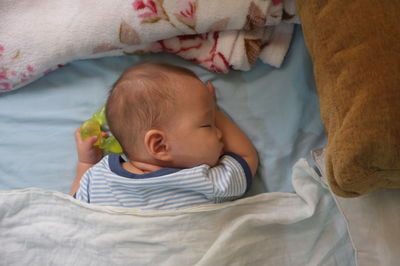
[106,62,223,168]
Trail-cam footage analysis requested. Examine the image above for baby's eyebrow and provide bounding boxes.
[201,108,214,120]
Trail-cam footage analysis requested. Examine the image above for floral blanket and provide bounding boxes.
[0,0,298,92]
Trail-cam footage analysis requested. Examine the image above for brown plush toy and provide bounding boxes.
[296,0,400,197]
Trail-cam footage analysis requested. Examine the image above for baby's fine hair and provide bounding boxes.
[106,61,198,159]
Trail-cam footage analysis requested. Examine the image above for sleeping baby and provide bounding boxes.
[70,62,258,210]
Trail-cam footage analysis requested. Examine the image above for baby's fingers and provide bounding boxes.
[75,128,97,146]
[85,135,99,146]
[207,82,216,102]
[74,128,83,143]
[101,131,109,138]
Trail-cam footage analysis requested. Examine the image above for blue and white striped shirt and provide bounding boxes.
[75,152,252,210]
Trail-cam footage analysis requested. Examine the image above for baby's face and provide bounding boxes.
[165,76,223,168]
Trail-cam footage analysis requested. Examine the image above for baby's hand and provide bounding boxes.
[74,128,107,165]
[206,82,217,103]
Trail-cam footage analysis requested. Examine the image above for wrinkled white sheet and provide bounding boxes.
[0,159,355,266]
[312,148,400,266]
[334,190,400,266]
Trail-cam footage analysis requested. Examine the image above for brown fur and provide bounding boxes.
[297,0,400,197]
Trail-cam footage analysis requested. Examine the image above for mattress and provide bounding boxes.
[0,26,375,266]
[0,26,326,195]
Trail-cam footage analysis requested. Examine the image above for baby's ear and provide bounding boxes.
[144,129,172,162]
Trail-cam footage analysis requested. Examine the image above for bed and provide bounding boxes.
[1,0,399,265]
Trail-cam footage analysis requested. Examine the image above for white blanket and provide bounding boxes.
[0,0,297,92]
[0,159,355,266]
[312,148,400,266]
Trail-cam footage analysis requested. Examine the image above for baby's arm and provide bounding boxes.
[216,110,259,176]
[207,82,258,175]
[70,128,105,196]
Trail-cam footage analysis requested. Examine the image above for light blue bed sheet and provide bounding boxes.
[0,26,357,266]
[0,26,326,195]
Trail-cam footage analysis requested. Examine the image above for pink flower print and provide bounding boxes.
[133,0,157,18]
[0,69,8,80]
[16,65,36,83]
[20,73,29,82]
[0,44,5,60]
[155,34,205,54]
[208,52,229,73]
[43,64,63,76]
[272,0,282,5]
[175,0,197,31]
[153,32,229,73]
[201,32,229,73]
[0,82,11,91]
[43,68,54,75]
[132,0,167,23]
[133,0,146,10]
[179,1,195,19]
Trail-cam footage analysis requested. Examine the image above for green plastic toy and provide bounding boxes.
[80,106,123,154]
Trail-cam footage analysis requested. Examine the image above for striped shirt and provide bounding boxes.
[75,152,252,210]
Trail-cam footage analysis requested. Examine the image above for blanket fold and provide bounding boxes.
[0,0,297,92]
[0,159,354,265]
